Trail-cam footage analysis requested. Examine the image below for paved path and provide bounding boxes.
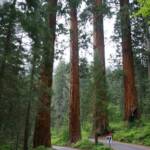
[53,146,79,150]
[99,139,150,150]
[52,140,150,150]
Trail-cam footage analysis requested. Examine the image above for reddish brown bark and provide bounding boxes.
[33,0,57,147]
[33,68,52,147]
[120,0,140,122]
[93,0,108,138]
[69,3,81,143]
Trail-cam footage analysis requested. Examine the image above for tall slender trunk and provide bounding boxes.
[23,47,36,150]
[0,0,17,100]
[69,2,81,143]
[146,26,150,79]
[93,0,108,139]
[23,97,31,150]
[148,55,150,79]
[33,0,57,147]
[120,0,140,122]
[15,130,19,150]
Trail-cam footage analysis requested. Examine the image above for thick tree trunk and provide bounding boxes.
[69,3,81,143]
[33,67,52,147]
[93,0,108,139]
[120,0,140,122]
[33,0,57,147]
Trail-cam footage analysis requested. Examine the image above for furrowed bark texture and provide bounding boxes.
[120,0,140,122]
[69,3,81,143]
[93,0,108,137]
[33,0,57,147]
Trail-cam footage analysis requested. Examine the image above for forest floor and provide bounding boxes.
[110,120,150,146]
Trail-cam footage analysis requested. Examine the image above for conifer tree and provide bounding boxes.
[93,0,108,143]
[69,0,81,143]
[119,0,140,122]
[33,0,58,147]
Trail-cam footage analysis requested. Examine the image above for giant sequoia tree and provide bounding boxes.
[93,0,108,142]
[33,0,58,147]
[120,0,140,122]
[69,0,81,143]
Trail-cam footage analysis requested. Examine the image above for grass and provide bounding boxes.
[110,119,150,146]
[0,144,11,150]
[72,139,111,150]
[52,127,69,146]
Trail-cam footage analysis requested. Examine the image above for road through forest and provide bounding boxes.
[53,146,78,150]
[53,139,150,150]
[99,139,150,150]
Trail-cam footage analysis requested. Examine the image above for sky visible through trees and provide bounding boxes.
[0,0,116,68]
[55,4,117,68]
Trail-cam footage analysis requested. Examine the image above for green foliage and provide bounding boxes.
[0,145,11,150]
[68,0,81,8]
[52,128,69,146]
[94,2,111,17]
[80,58,93,124]
[73,139,111,150]
[52,60,69,127]
[137,0,150,17]
[106,69,123,121]
[111,120,150,146]
[81,123,92,138]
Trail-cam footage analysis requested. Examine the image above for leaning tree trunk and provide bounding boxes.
[120,0,140,122]
[33,0,57,147]
[93,0,108,143]
[69,2,81,143]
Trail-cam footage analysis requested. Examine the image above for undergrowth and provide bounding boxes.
[52,127,69,146]
[72,139,111,150]
[111,119,150,146]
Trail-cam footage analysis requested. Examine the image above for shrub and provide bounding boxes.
[52,127,69,146]
[73,139,111,150]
